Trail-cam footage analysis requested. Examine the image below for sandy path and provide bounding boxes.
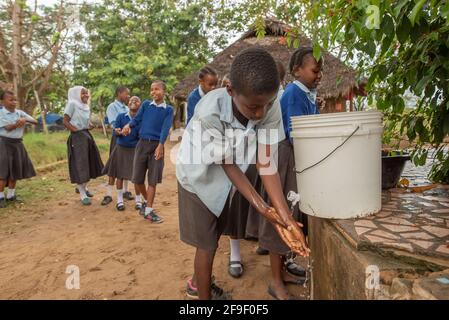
[0,142,308,300]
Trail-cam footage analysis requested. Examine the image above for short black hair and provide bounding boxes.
[230,47,279,95]
[275,60,286,82]
[115,85,128,97]
[152,80,166,91]
[289,47,323,74]
[199,66,217,79]
[0,90,14,100]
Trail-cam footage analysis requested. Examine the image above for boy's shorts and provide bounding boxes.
[178,182,230,252]
[132,140,164,186]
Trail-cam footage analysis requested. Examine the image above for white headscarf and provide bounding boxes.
[68,86,90,111]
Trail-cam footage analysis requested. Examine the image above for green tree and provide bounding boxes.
[73,0,228,111]
[0,0,71,114]
[221,0,449,182]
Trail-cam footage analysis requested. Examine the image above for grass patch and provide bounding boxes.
[0,129,112,218]
[23,130,110,167]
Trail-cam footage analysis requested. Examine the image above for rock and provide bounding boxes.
[412,269,449,300]
[380,270,398,286]
[390,278,413,300]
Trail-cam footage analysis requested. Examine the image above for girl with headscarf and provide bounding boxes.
[63,86,104,205]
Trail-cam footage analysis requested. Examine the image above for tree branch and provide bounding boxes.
[20,0,37,46]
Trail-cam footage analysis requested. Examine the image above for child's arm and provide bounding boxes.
[221,163,308,256]
[63,115,78,133]
[221,164,287,227]
[21,111,38,125]
[63,103,78,133]
[257,144,310,256]
[3,118,27,131]
[155,107,174,160]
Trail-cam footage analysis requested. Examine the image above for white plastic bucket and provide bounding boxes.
[290,111,383,219]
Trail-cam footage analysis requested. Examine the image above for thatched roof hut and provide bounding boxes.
[171,19,365,125]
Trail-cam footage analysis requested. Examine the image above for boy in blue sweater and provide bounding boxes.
[186,66,218,124]
[122,80,174,223]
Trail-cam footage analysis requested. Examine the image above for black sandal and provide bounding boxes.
[285,259,306,277]
[101,196,113,206]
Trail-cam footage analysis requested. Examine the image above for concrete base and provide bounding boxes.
[309,217,429,300]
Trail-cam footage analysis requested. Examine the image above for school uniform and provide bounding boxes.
[129,100,173,186]
[176,87,285,251]
[257,81,319,254]
[0,108,36,181]
[106,100,129,154]
[103,112,139,180]
[65,93,104,185]
[186,86,205,125]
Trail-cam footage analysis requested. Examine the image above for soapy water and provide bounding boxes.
[287,190,313,299]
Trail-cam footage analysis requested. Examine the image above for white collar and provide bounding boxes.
[293,80,317,104]
[115,99,127,108]
[2,108,17,115]
[151,100,167,109]
[198,86,205,98]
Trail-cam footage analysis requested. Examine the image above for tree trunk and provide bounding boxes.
[11,2,23,107]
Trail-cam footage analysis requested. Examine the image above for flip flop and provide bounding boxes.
[267,285,296,300]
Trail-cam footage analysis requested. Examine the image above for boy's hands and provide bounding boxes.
[121,124,131,136]
[15,118,27,128]
[115,128,122,135]
[274,221,310,257]
[267,207,309,257]
[155,143,164,160]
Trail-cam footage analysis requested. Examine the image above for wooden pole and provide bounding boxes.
[34,89,48,134]
[98,97,108,138]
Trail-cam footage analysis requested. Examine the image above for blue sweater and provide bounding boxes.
[186,87,201,124]
[115,113,140,148]
[129,100,173,144]
[280,82,320,140]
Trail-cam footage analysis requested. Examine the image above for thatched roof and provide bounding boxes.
[172,18,361,100]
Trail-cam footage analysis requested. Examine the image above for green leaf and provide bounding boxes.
[394,0,412,18]
[396,17,411,43]
[313,42,321,61]
[381,14,395,36]
[409,0,426,26]
[293,38,300,48]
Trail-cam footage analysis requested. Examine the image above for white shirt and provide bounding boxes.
[198,86,205,98]
[150,100,167,109]
[176,88,285,217]
[64,101,91,130]
[294,80,317,103]
[0,108,35,139]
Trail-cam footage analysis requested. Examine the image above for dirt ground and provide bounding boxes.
[0,142,309,300]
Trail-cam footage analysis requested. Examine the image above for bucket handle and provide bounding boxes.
[295,126,360,174]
